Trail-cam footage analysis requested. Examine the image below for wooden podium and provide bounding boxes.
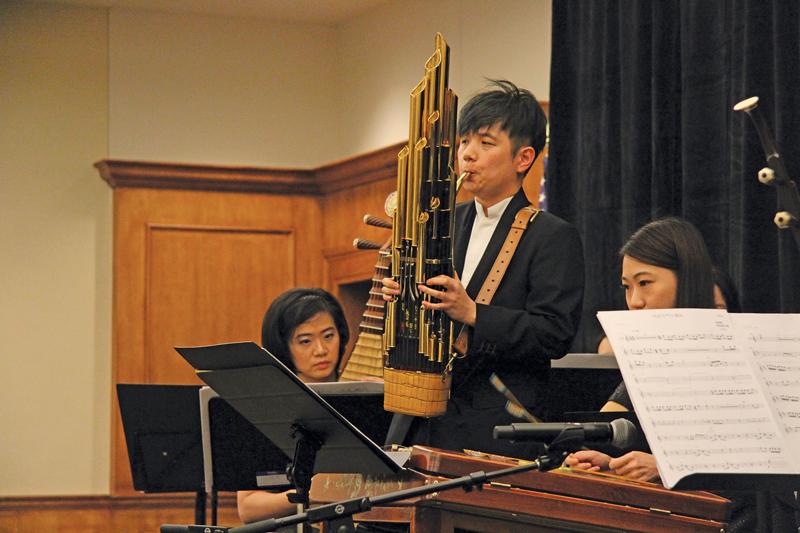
[310,446,730,533]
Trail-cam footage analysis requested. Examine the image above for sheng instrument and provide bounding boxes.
[382,33,462,417]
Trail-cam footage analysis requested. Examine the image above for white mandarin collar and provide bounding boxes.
[474,195,514,222]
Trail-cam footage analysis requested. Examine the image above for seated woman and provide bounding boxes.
[596,266,739,355]
[565,217,717,482]
[572,221,794,530]
[237,288,349,524]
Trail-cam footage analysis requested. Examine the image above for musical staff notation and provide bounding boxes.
[596,309,800,488]
[647,401,764,412]
[627,358,745,369]
[624,333,735,342]
[752,350,800,359]
[748,334,800,343]
[652,416,770,427]
[663,445,782,457]
[670,458,791,473]
[640,388,759,399]
[658,431,777,442]
[636,373,752,384]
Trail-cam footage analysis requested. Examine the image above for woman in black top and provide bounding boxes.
[566,217,716,481]
[237,288,349,524]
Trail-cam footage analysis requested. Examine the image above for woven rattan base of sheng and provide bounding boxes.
[383,367,451,417]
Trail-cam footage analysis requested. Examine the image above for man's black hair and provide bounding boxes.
[458,79,547,163]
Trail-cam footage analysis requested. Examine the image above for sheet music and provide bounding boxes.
[732,314,800,446]
[598,309,800,489]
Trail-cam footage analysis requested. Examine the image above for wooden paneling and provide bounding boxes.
[322,180,396,251]
[96,160,317,194]
[109,186,323,495]
[315,142,402,194]
[0,495,240,533]
[145,224,294,383]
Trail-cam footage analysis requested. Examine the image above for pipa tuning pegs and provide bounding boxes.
[363,214,392,229]
[774,211,797,229]
[353,238,382,250]
[758,167,776,185]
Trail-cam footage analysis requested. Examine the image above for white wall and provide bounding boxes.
[0,0,551,496]
[337,0,552,154]
[0,1,111,495]
[107,0,552,166]
[108,9,343,167]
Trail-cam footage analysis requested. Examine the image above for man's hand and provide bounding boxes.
[381,277,400,300]
[382,274,477,326]
[417,274,477,326]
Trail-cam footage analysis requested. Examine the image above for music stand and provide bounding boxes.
[177,342,407,509]
[116,384,207,524]
[547,354,622,419]
[198,381,391,524]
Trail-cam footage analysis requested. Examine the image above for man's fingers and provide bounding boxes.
[418,284,442,297]
[423,275,452,288]
[382,277,400,289]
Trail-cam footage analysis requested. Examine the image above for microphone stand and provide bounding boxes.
[161,444,573,533]
[160,421,590,533]
[233,428,591,533]
[233,450,565,533]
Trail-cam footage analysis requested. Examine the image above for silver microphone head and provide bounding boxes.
[610,418,637,448]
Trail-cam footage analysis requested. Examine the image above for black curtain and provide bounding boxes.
[549,0,800,352]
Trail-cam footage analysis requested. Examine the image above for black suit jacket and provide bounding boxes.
[414,188,584,454]
[450,187,584,413]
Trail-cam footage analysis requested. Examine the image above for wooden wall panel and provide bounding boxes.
[110,186,323,495]
[145,225,294,383]
[0,495,239,533]
[322,180,397,253]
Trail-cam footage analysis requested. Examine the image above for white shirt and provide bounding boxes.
[460,195,514,289]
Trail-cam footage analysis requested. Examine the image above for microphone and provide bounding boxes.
[493,418,637,449]
[160,526,230,533]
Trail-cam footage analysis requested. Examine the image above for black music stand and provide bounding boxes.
[176,342,407,510]
[198,381,392,524]
[116,384,207,524]
[547,354,622,419]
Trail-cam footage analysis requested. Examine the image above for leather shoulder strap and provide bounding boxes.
[453,204,539,354]
[475,205,539,304]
